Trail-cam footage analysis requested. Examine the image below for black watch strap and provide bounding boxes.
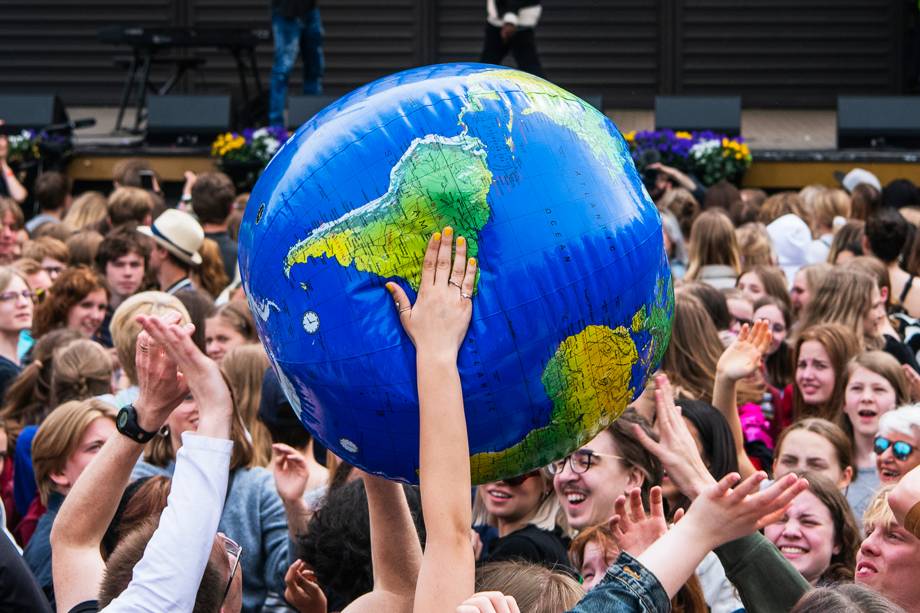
[116,404,158,443]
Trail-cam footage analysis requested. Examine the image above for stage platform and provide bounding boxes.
[64,107,920,190]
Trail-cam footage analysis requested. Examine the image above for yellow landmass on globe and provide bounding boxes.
[470,323,638,484]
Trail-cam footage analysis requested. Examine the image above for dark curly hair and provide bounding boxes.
[32,265,108,338]
[297,479,426,610]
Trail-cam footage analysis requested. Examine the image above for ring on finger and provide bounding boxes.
[399,306,412,313]
[460,292,472,300]
[448,280,463,289]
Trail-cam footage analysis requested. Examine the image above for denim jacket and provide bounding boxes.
[567,552,670,613]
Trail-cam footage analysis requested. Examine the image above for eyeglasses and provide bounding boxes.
[42,265,64,277]
[499,470,541,486]
[0,290,35,303]
[547,449,625,475]
[219,533,242,603]
[874,436,916,461]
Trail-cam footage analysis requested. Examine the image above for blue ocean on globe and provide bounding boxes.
[239,63,673,484]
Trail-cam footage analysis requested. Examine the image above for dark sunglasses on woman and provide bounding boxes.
[874,436,915,461]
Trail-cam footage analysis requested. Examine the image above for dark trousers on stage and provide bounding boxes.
[480,24,544,78]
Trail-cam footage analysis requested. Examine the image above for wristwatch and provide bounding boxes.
[116,404,158,443]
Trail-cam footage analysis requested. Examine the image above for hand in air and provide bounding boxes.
[684,471,808,549]
[633,374,713,499]
[609,486,680,557]
[284,560,327,613]
[387,227,477,360]
[133,311,190,431]
[456,592,520,613]
[716,319,772,382]
[136,314,233,426]
[272,443,310,505]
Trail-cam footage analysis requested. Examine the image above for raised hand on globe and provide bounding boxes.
[239,63,674,483]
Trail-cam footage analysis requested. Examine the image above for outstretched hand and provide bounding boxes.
[387,227,477,360]
[902,364,920,402]
[608,486,679,556]
[684,471,808,549]
[133,311,190,432]
[716,320,771,382]
[633,374,713,500]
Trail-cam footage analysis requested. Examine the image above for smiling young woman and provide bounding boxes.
[764,471,860,586]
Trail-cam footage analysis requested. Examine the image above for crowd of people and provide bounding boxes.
[3,112,920,613]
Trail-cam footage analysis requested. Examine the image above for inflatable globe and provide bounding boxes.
[239,63,673,484]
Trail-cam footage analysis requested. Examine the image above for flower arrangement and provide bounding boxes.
[211,126,288,189]
[623,129,752,186]
[6,129,42,165]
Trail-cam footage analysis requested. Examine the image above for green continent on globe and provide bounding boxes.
[283,134,492,289]
[469,323,638,483]
[632,273,675,371]
[462,69,628,176]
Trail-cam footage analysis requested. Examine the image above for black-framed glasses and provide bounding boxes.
[874,436,915,461]
[548,449,625,475]
[499,470,541,486]
[219,533,242,603]
[0,289,35,303]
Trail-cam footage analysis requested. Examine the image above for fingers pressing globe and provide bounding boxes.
[449,234,468,289]
[436,226,454,282]
[420,231,441,286]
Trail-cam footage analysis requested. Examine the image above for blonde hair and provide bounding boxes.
[475,561,584,613]
[107,187,153,227]
[64,191,108,230]
[863,485,897,532]
[191,238,230,299]
[735,222,775,267]
[221,344,272,466]
[759,192,808,226]
[685,210,741,281]
[471,469,560,532]
[797,269,878,348]
[812,189,851,232]
[0,264,29,293]
[51,339,114,405]
[110,291,190,384]
[31,399,116,504]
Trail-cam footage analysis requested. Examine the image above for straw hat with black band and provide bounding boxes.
[138,209,204,266]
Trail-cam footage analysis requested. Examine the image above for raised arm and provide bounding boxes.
[105,315,234,611]
[712,321,771,478]
[387,228,477,612]
[342,473,424,613]
[51,314,189,612]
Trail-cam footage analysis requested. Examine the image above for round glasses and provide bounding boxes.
[875,436,915,461]
[547,449,624,475]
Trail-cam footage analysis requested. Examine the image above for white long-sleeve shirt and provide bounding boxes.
[104,433,232,612]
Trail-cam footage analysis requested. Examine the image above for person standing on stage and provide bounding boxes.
[481,0,544,78]
[269,0,324,127]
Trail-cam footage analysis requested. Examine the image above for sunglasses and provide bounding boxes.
[500,470,540,486]
[874,436,916,461]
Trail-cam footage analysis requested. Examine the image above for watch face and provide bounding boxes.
[117,410,129,429]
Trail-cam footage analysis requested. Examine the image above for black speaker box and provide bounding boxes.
[837,96,920,149]
[654,96,742,136]
[146,95,231,146]
[0,94,69,130]
[287,95,339,129]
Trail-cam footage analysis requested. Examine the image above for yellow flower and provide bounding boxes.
[624,130,636,142]
[676,131,693,140]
